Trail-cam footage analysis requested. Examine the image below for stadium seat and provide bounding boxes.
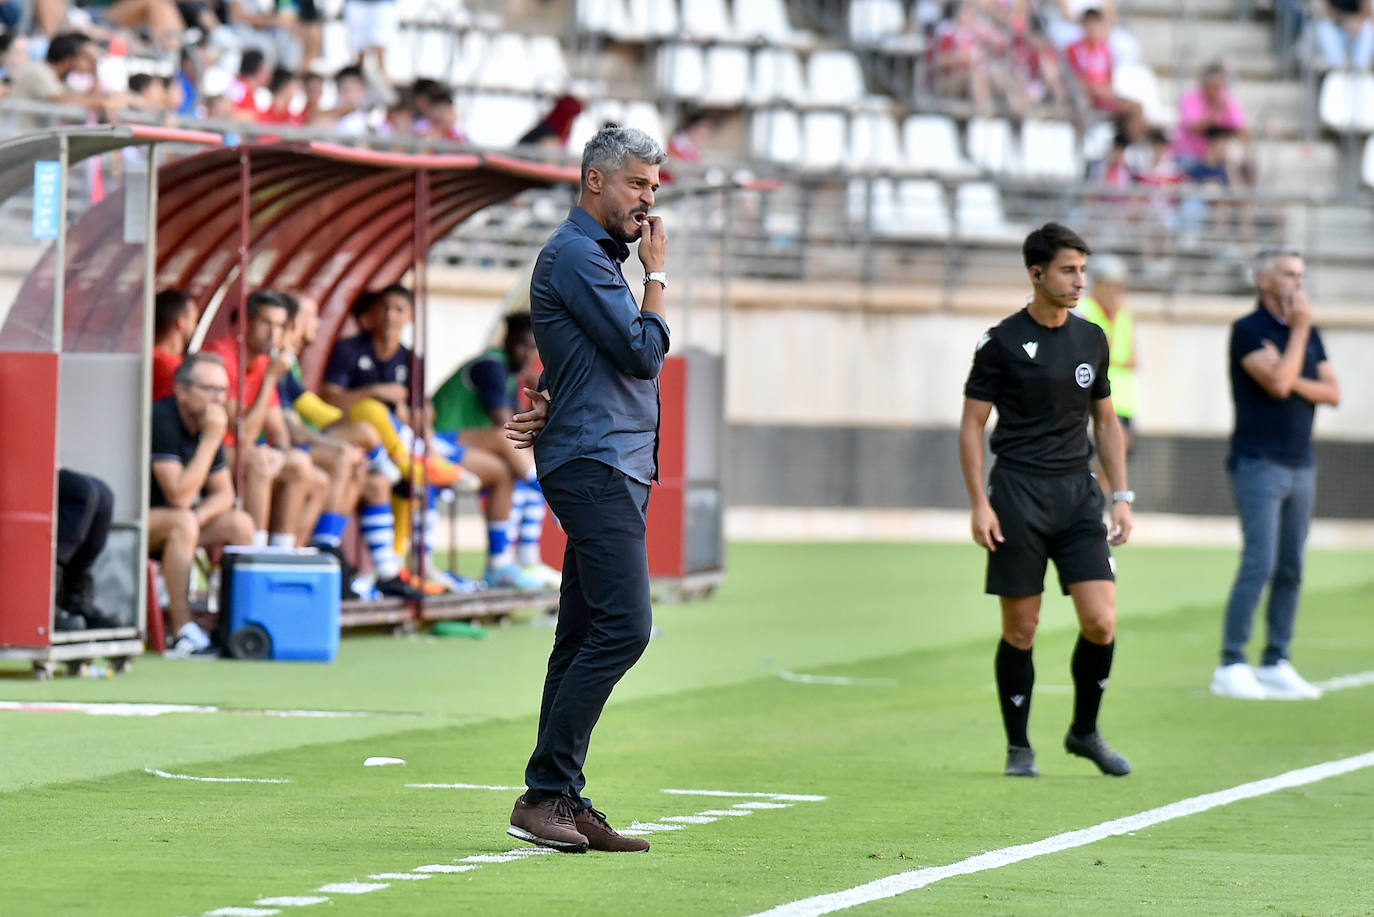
[681,0,734,40]
[622,101,667,144]
[701,45,751,106]
[476,33,531,91]
[1016,119,1082,182]
[463,92,541,148]
[734,0,806,45]
[385,26,415,84]
[1364,135,1374,187]
[1318,71,1374,134]
[569,99,625,150]
[965,117,1017,175]
[801,111,848,171]
[1081,120,1116,163]
[751,107,803,164]
[883,179,952,238]
[954,181,1023,243]
[624,0,679,40]
[1112,62,1169,126]
[806,50,867,106]
[576,0,620,35]
[849,0,905,45]
[847,110,905,171]
[658,43,707,99]
[749,48,808,105]
[525,35,570,94]
[902,114,976,177]
[319,20,350,74]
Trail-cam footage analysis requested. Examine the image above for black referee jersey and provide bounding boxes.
[964,307,1112,474]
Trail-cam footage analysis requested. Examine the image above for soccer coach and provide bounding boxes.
[506,127,668,854]
[959,222,1133,780]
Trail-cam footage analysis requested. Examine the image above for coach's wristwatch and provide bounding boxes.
[1112,490,1135,505]
[644,271,668,289]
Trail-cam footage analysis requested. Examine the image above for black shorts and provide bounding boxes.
[985,464,1113,597]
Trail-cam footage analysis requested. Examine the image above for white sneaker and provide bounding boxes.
[1210,663,1268,699]
[521,562,561,589]
[1255,660,1322,700]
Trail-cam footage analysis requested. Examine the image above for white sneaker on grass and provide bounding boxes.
[1255,660,1322,700]
[1210,663,1267,699]
[164,622,217,659]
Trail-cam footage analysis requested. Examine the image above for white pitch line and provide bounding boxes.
[700,809,754,816]
[206,909,280,917]
[662,815,719,824]
[1314,670,1374,692]
[745,749,1374,917]
[146,768,292,784]
[733,802,793,810]
[369,873,431,881]
[663,789,828,802]
[0,700,375,718]
[253,897,328,907]
[625,822,686,833]
[406,782,525,791]
[316,882,388,894]
[413,864,479,873]
[779,672,898,687]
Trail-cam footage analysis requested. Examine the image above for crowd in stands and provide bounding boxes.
[150,283,558,656]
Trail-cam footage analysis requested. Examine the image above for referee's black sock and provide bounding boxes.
[1070,634,1115,738]
[995,639,1034,748]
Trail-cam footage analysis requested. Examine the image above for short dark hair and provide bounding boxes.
[350,288,378,318]
[427,90,454,108]
[1080,7,1105,22]
[154,289,196,337]
[1022,222,1091,270]
[247,289,298,321]
[46,32,91,65]
[269,67,297,95]
[239,48,266,78]
[129,72,156,94]
[336,65,364,84]
[504,311,532,340]
[173,351,226,388]
[377,284,414,307]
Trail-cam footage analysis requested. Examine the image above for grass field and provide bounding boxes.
[3,542,1373,917]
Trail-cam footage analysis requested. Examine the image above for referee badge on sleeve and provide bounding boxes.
[1074,363,1095,388]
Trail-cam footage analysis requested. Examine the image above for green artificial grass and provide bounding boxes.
[2,543,1372,917]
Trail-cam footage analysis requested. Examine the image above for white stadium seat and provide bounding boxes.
[902,114,976,177]
[849,0,905,44]
[462,92,541,148]
[752,107,803,164]
[624,0,678,40]
[319,20,350,74]
[525,35,570,94]
[576,0,620,35]
[1016,119,1081,181]
[701,45,751,106]
[1365,135,1374,186]
[955,181,1023,242]
[965,117,1017,175]
[801,111,848,170]
[733,0,799,43]
[850,178,950,239]
[622,101,667,145]
[1319,71,1374,134]
[847,110,904,171]
[1112,62,1168,127]
[680,0,734,40]
[658,43,707,99]
[416,27,455,81]
[569,99,625,150]
[750,48,808,105]
[477,33,531,91]
[1081,120,1116,163]
[806,50,866,106]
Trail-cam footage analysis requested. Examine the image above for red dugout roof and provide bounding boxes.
[2,141,578,386]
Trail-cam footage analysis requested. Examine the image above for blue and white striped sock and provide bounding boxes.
[360,503,400,580]
[310,511,347,549]
[515,479,546,567]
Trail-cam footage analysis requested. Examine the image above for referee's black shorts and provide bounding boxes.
[985,463,1114,597]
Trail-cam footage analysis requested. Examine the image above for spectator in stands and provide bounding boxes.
[432,312,557,590]
[301,69,323,121]
[226,0,299,70]
[1045,0,1141,66]
[932,0,998,113]
[9,31,127,129]
[661,107,711,183]
[87,0,188,51]
[1065,8,1144,140]
[259,66,302,125]
[0,27,29,82]
[409,77,443,133]
[225,46,269,119]
[1008,2,1071,117]
[328,64,370,134]
[1315,0,1374,71]
[148,352,254,657]
[1174,63,1252,180]
[288,0,322,73]
[1076,254,1139,466]
[128,71,166,110]
[425,90,468,144]
[54,468,118,631]
[344,0,398,84]
[152,288,197,400]
[1135,127,1183,270]
[518,94,584,151]
[175,45,199,116]
[202,289,318,550]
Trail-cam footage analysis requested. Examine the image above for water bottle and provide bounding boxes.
[87,663,110,678]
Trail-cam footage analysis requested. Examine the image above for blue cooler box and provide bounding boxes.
[218,549,341,662]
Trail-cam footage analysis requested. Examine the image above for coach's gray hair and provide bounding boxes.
[1254,246,1301,279]
[580,127,666,187]
[173,351,226,388]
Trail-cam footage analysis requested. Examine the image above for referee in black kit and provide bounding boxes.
[959,222,1134,779]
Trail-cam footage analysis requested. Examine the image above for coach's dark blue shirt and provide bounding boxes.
[530,206,670,484]
[1228,301,1328,469]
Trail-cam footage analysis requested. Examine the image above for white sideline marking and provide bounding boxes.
[745,750,1374,917]
[363,756,406,767]
[663,789,828,802]
[317,882,388,894]
[254,897,328,907]
[414,864,479,873]
[207,909,280,917]
[146,768,291,784]
[460,852,541,863]
[1315,670,1374,692]
[734,802,793,810]
[780,671,898,687]
[700,809,754,816]
[625,822,686,833]
[662,815,718,824]
[0,700,374,718]
[406,782,524,791]
[369,873,431,881]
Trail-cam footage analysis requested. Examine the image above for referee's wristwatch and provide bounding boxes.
[1112,490,1135,505]
[644,271,667,289]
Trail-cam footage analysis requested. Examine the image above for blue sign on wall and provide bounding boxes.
[33,161,61,240]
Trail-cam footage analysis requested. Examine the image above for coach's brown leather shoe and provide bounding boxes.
[508,796,589,852]
[575,807,650,852]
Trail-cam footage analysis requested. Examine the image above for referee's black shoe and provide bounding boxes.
[1064,729,1132,776]
[1004,745,1039,777]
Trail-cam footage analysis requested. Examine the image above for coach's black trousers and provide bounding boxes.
[56,469,114,574]
[523,459,653,809]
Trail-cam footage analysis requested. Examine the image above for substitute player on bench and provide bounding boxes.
[959,222,1134,779]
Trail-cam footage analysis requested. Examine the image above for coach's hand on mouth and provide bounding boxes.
[971,502,1005,552]
[1109,501,1132,546]
[505,388,551,449]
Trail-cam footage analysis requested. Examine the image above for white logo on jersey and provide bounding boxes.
[1010,694,1026,708]
[976,332,991,351]
[1022,341,1038,359]
[358,355,374,371]
[1075,362,1095,388]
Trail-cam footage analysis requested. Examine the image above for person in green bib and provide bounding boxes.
[433,313,557,590]
[1077,254,1140,469]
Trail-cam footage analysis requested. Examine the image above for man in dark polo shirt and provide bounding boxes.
[960,222,1134,780]
[1211,248,1341,701]
[148,353,254,658]
[506,126,669,854]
